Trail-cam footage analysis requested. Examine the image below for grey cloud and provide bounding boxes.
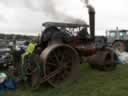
[23,0,86,24]
[1,0,87,24]
[1,0,27,8]
[23,0,40,11]
[0,14,8,23]
[22,0,49,12]
[0,0,87,34]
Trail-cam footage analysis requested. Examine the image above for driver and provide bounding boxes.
[77,27,89,39]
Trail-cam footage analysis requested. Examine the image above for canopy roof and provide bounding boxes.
[42,22,89,28]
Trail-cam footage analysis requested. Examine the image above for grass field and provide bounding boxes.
[16,64,128,96]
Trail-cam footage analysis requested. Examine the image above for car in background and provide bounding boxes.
[0,39,13,68]
[106,27,128,52]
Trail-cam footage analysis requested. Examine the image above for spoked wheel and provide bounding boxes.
[21,54,41,89]
[112,41,126,52]
[40,44,80,88]
[30,54,41,89]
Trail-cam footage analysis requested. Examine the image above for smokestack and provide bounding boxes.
[87,4,95,40]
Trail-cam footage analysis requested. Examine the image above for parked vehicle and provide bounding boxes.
[0,39,13,68]
[106,27,128,52]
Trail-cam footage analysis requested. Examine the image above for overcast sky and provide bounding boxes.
[0,0,128,35]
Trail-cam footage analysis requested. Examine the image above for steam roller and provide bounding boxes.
[23,43,80,89]
[10,0,118,90]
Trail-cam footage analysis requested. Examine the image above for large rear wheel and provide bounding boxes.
[40,43,80,87]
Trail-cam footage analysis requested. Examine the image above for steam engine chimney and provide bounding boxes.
[87,5,95,40]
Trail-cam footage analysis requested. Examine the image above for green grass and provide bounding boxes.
[16,64,128,96]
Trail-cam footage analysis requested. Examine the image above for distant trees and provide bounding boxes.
[0,33,37,41]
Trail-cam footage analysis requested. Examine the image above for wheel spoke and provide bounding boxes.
[54,53,60,64]
[47,62,57,66]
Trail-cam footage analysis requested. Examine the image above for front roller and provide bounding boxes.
[40,43,80,87]
[87,48,117,71]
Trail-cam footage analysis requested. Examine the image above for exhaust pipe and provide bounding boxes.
[87,5,95,40]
